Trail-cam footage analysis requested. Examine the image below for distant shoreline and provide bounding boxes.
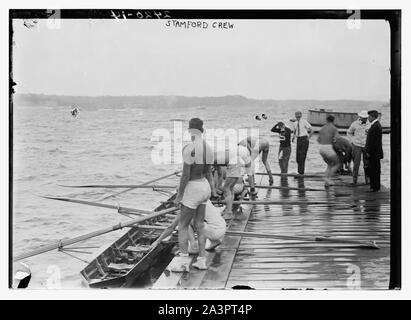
[13,93,388,109]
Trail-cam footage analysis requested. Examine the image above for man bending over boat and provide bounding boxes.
[212,165,249,216]
[318,115,340,187]
[333,136,353,175]
[172,118,214,271]
[151,200,226,254]
[238,136,274,190]
[213,145,252,220]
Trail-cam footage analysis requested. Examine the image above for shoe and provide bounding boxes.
[205,239,222,251]
[366,189,379,193]
[169,253,191,272]
[188,244,199,255]
[192,257,207,270]
[223,214,234,220]
[234,211,247,220]
[233,205,243,216]
[222,209,234,220]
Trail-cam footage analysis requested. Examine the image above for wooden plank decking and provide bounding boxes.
[152,202,255,289]
[153,173,390,290]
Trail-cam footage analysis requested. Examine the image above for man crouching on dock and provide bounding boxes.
[151,200,227,256]
[172,118,214,271]
[318,115,340,187]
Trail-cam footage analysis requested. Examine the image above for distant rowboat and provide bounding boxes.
[307,109,391,134]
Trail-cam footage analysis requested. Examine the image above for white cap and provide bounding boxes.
[358,110,368,118]
[15,271,30,280]
[14,262,31,280]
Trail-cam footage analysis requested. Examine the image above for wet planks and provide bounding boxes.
[226,174,390,290]
[153,173,390,290]
[152,202,255,289]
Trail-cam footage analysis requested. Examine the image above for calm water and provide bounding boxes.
[12,103,391,288]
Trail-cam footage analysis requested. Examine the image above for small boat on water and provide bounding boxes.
[70,106,80,117]
[80,194,178,288]
[307,108,391,134]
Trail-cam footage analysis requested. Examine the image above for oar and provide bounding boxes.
[134,225,379,249]
[57,183,324,192]
[256,172,324,178]
[244,185,324,192]
[13,206,179,262]
[226,231,379,249]
[98,171,180,201]
[160,199,353,208]
[212,200,344,206]
[58,184,177,189]
[39,195,154,215]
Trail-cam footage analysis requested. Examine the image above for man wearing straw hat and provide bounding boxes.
[347,110,370,185]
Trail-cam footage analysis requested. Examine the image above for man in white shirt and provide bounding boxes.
[347,110,370,185]
[292,111,313,175]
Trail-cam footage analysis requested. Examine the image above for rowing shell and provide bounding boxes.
[80,193,179,288]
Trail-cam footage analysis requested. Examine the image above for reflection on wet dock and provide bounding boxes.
[153,173,390,290]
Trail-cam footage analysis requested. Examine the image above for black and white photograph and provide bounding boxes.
[8,8,401,294]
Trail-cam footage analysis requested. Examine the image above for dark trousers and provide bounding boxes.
[352,145,369,179]
[368,157,381,191]
[278,146,291,173]
[296,136,309,174]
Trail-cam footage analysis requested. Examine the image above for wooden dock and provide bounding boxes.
[153,173,390,290]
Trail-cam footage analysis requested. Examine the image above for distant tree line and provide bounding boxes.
[13,93,387,109]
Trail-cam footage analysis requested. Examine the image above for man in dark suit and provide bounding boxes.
[365,110,383,191]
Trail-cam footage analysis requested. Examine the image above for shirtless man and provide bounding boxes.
[238,136,274,191]
[151,200,226,254]
[174,118,214,270]
[317,115,340,187]
[333,136,353,174]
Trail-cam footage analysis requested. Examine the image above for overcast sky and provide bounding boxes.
[12,19,390,101]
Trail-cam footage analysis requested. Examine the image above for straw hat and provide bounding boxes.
[358,110,368,118]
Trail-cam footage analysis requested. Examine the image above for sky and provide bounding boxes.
[12,18,390,101]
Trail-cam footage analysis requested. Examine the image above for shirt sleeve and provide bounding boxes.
[285,128,292,142]
[292,122,297,133]
[305,120,312,130]
[347,123,355,139]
